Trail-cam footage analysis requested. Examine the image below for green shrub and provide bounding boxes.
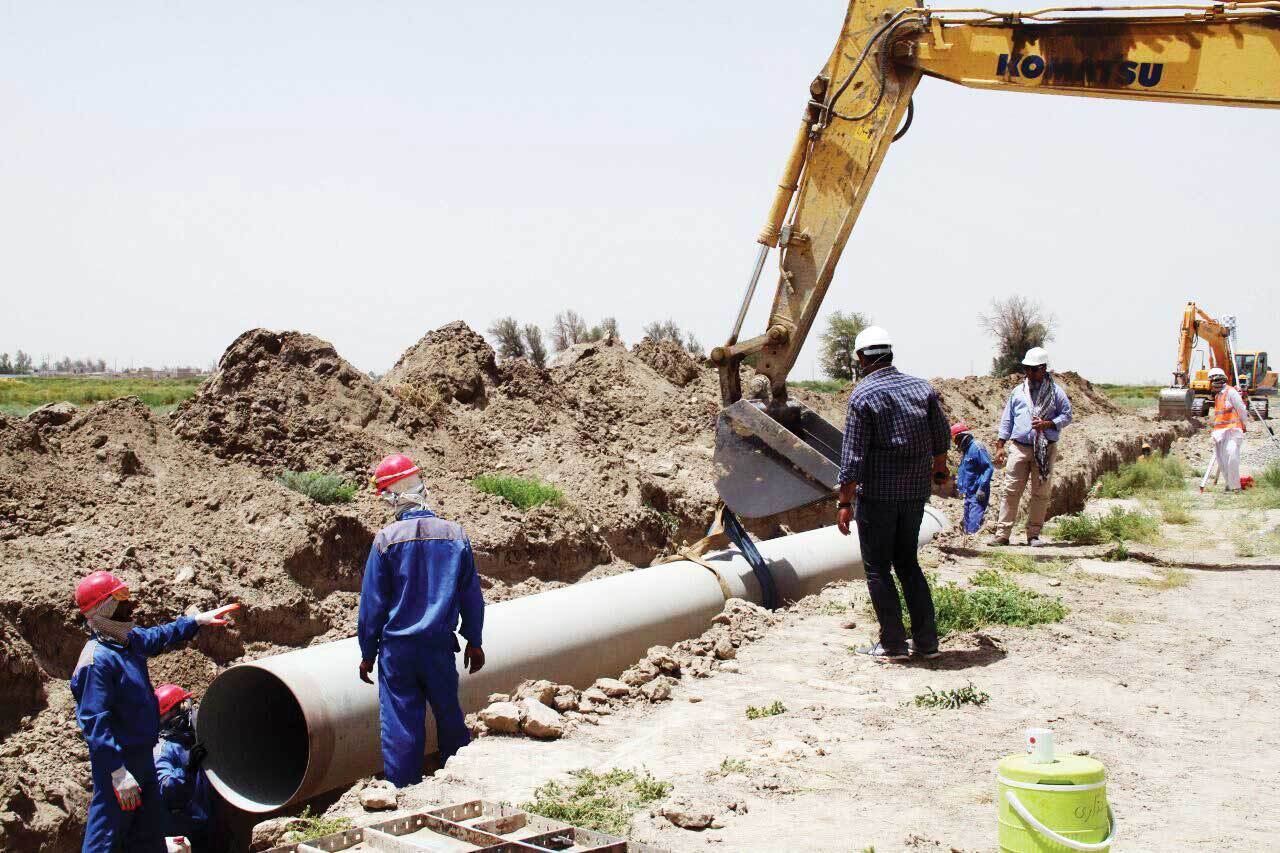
[472,474,565,510]
[790,379,846,393]
[276,471,358,504]
[1050,507,1160,545]
[914,681,990,709]
[715,757,749,775]
[745,700,786,720]
[986,550,1039,574]
[1095,455,1186,498]
[1260,463,1280,491]
[914,571,1066,636]
[1154,495,1193,525]
[281,807,352,843]
[521,769,670,836]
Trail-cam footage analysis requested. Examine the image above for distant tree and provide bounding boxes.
[981,296,1055,377]
[487,317,527,361]
[818,310,872,381]
[550,310,589,351]
[95,358,107,373]
[683,331,704,358]
[523,324,548,368]
[590,316,620,342]
[34,354,48,373]
[0,353,11,374]
[642,319,681,342]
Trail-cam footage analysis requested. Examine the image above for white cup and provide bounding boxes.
[1026,728,1055,763]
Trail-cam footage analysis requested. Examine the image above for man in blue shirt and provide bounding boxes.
[359,453,486,788]
[991,347,1073,545]
[951,421,994,534]
[836,326,950,662]
[153,683,213,852]
[70,570,237,853]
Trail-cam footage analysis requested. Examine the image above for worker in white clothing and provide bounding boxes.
[1208,367,1248,492]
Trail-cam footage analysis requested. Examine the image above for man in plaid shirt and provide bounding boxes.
[836,326,950,661]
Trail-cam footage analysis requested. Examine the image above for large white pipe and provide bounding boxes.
[200,510,947,813]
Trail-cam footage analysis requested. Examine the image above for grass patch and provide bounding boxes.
[713,757,749,776]
[1094,455,1186,498]
[0,375,203,416]
[745,700,786,720]
[1136,568,1190,590]
[472,473,565,511]
[1049,507,1161,545]
[985,550,1040,574]
[645,503,679,538]
[521,768,671,836]
[1260,463,1280,491]
[1152,494,1194,525]
[922,570,1067,636]
[1096,384,1161,404]
[281,806,353,843]
[818,600,849,615]
[914,681,990,710]
[276,471,359,504]
[791,379,845,393]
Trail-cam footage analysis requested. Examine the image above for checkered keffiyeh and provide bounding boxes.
[839,367,950,501]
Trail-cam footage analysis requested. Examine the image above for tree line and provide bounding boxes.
[2,353,109,374]
[815,296,1054,381]
[486,311,703,369]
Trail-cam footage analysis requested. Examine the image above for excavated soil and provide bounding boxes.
[0,323,1189,851]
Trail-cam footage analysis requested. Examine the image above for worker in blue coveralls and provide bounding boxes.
[951,421,994,534]
[359,453,486,788]
[153,683,213,852]
[70,570,238,853]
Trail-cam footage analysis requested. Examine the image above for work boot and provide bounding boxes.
[855,642,909,662]
[908,640,942,660]
[986,535,1010,546]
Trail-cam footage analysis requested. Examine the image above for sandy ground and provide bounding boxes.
[324,431,1280,853]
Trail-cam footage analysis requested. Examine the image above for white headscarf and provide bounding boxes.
[87,597,136,646]
[387,481,433,519]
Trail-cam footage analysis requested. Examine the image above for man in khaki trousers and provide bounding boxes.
[990,347,1073,546]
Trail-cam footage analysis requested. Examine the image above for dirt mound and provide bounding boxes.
[631,338,702,387]
[382,321,501,406]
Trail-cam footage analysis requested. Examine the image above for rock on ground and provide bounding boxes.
[518,698,565,739]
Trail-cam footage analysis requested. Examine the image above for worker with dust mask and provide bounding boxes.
[835,326,950,661]
[359,453,486,787]
[152,683,214,851]
[1208,367,1248,491]
[71,571,238,853]
[951,421,994,534]
[990,347,1074,546]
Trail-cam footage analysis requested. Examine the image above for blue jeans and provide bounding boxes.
[855,498,938,653]
[84,745,167,853]
[963,489,989,534]
[377,639,470,787]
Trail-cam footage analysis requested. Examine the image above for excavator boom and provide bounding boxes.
[712,1,1280,518]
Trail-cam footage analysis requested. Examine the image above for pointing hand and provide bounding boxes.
[194,603,240,627]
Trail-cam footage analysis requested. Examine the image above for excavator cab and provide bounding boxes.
[713,397,844,519]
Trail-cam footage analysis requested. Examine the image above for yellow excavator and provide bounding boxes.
[710,1,1280,518]
[1158,302,1272,419]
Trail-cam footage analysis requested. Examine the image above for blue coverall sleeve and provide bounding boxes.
[130,616,199,658]
[457,540,484,647]
[1053,387,1074,430]
[76,659,125,773]
[998,394,1015,441]
[956,450,974,496]
[973,445,994,492]
[358,544,391,663]
[155,742,193,808]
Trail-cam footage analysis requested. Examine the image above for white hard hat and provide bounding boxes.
[1208,367,1228,380]
[1021,347,1050,367]
[854,325,893,354]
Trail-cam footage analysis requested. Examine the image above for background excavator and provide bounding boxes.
[709,0,1280,520]
[1158,301,1274,420]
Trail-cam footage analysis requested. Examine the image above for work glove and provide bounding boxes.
[188,744,208,770]
[464,644,485,674]
[166,837,191,852]
[193,603,240,627]
[111,765,142,811]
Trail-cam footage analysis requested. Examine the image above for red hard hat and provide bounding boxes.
[75,571,128,615]
[155,683,193,717]
[372,453,420,494]
[950,421,970,439]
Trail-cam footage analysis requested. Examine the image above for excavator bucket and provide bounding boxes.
[1157,388,1194,420]
[713,399,843,519]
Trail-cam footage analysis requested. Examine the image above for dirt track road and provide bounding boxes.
[377,490,1280,852]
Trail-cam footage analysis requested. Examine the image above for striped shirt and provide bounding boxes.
[839,366,950,501]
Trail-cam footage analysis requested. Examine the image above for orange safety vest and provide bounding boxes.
[1213,388,1244,431]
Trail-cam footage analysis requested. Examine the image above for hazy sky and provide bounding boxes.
[3,2,1276,382]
